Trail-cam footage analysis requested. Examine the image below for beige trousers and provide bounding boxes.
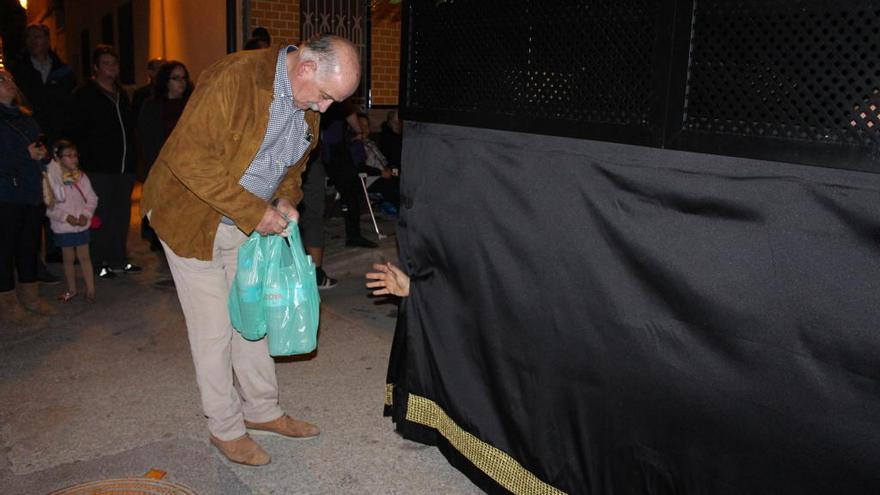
[161,223,282,440]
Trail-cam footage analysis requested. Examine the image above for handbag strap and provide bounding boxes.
[72,182,88,204]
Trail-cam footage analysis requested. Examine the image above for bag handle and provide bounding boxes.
[72,182,88,204]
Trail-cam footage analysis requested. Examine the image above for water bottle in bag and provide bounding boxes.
[263,236,292,336]
[230,235,267,340]
[265,229,320,356]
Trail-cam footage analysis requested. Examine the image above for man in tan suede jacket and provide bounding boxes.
[143,34,360,466]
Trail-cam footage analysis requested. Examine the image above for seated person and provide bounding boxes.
[379,109,402,171]
[351,112,399,211]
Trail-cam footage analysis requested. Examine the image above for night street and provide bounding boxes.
[1,206,480,494]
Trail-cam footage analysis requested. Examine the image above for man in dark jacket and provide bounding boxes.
[10,24,76,144]
[69,44,139,278]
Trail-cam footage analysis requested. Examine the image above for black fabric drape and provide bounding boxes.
[386,122,880,494]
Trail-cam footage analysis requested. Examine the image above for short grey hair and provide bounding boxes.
[299,34,345,81]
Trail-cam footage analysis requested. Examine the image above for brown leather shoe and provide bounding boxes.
[244,414,320,439]
[209,434,271,466]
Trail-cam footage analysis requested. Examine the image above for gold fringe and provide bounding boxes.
[385,383,394,406]
[405,393,567,495]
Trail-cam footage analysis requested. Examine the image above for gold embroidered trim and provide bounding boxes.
[405,393,567,495]
[385,383,394,406]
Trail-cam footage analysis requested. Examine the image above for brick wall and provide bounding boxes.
[247,0,400,106]
[370,5,401,106]
[249,0,301,45]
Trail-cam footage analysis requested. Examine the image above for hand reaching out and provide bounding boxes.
[365,262,410,297]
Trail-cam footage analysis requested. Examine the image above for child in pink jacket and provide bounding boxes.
[45,140,97,302]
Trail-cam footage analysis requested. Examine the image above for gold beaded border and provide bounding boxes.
[385,383,394,406]
[404,393,567,495]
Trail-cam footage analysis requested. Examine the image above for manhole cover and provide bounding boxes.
[49,477,198,495]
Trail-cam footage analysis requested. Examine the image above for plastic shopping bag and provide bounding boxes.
[262,224,321,356]
[229,221,320,355]
[228,233,268,341]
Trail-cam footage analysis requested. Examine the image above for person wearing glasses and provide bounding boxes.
[0,67,57,323]
[44,140,98,302]
[142,34,361,467]
[137,61,194,252]
[138,61,193,178]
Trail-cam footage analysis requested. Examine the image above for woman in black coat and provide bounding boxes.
[137,61,193,250]
[0,67,56,322]
[137,61,193,179]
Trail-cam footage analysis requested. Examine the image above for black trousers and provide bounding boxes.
[298,155,327,249]
[0,201,42,292]
[324,143,365,240]
[88,172,136,268]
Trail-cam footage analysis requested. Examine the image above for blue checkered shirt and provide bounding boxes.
[221,46,311,225]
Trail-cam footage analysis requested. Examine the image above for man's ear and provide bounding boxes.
[297,59,317,77]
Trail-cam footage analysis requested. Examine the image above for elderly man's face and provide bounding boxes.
[294,72,359,113]
[291,40,361,113]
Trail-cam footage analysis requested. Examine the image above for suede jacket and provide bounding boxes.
[142,47,320,261]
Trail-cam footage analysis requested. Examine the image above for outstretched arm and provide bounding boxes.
[366,262,410,297]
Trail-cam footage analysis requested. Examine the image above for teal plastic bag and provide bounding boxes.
[229,233,268,341]
[228,221,320,356]
[262,225,321,356]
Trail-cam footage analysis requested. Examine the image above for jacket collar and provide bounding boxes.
[255,45,283,93]
[256,44,320,124]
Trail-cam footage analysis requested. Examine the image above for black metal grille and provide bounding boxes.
[402,0,880,172]
[684,1,880,150]
[406,0,659,128]
[300,0,370,104]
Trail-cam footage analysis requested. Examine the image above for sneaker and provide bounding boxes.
[379,201,398,217]
[121,263,142,273]
[345,236,378,248]
[316,267,337,290]
[97,265,117,279]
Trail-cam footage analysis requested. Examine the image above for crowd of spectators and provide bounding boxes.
[0,24,403,324]
[0,24,170,323]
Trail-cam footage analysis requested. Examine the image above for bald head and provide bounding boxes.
[290,34,362,112]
